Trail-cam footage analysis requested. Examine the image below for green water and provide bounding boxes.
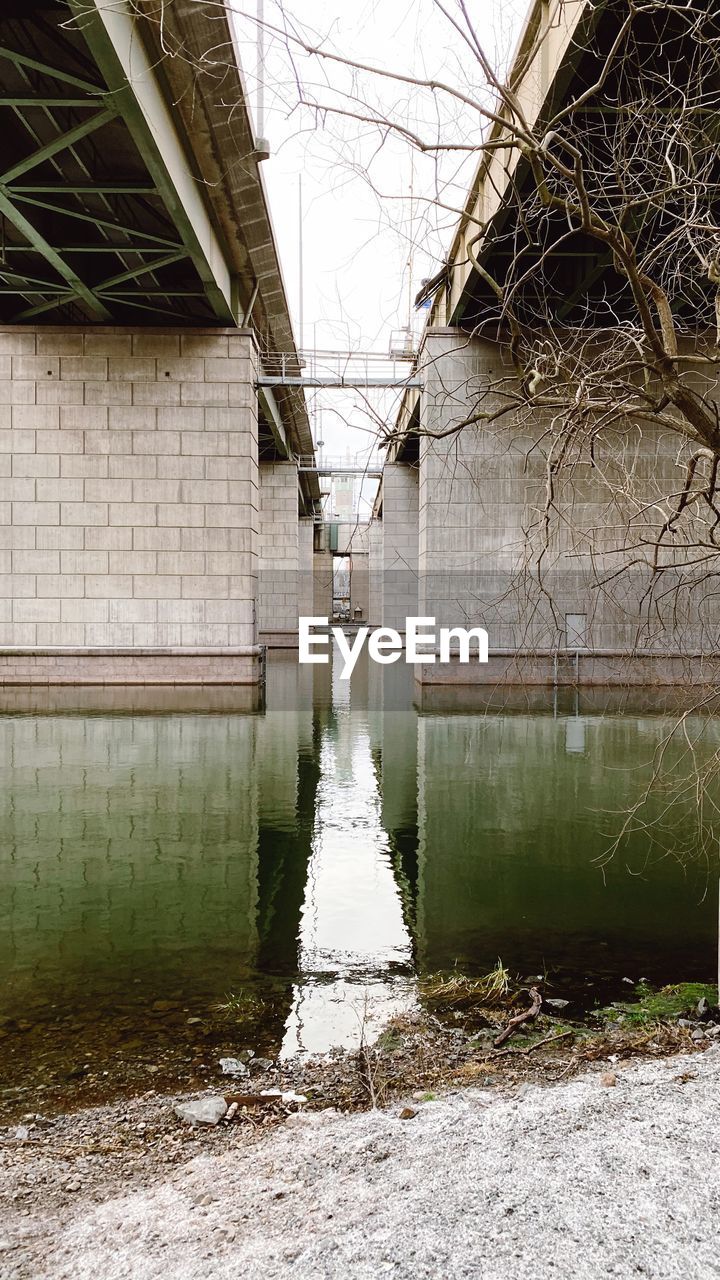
[0,651,717,1116]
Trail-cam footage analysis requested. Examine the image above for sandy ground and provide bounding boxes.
[2,1046,720,1280]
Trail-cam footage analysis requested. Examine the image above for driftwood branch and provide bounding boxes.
[493,986,543,1048]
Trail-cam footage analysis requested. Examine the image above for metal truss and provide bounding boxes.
[0,4,235,325]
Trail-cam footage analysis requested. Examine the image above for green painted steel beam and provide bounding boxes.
[0,98,97,107]
[9,193,183,246]
[13,248,190,321]
[1,108,116,184]
[0,268,77,289]
[9,183,158,194]
[0,47,105,95]
[83,293,191,319]
[93,249,187,290]
[99,289,205,297]
[0,192,111,321]
[57,245,169,253]
[0,245,171,254]
[66,0,236,324]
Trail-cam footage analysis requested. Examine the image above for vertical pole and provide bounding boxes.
[298,174,304,353]
[257,0,265,140]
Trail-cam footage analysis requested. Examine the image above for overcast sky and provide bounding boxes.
[231,0,527,469]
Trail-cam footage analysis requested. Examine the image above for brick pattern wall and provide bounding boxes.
[382,462,419,631]
[0,327,259,673]
[416,328,720,678]
[258,460,299,640]
[0,712,259,1000]
[298,517,315,623]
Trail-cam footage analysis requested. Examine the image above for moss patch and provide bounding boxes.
[598,982,717,1027]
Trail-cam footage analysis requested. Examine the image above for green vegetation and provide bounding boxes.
[420,960,512,1013]
[598,982,717,1027]
[213,989,267,1020]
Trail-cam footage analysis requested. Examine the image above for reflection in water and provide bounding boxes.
[0,654,717,1113]
[282,645,414,1056]
[416,708,716,984]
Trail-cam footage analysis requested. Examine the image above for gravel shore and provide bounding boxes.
[2,1046,720,1280]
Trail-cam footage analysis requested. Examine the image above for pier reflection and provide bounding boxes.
[0,657,717,1116]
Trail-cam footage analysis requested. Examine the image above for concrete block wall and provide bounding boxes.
[313,550,334,618]
[0,711,260,999]
[298,517,315,623]
[258,460,299,644]
[415,327,720,683]
[0,327,260,683]
[368,520,383,626]
[336,521,371,622]
[381,463,418,632]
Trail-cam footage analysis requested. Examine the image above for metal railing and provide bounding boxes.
[296,453,384,477]
[259,348,423,389]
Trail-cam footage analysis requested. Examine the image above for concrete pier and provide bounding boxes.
[0,326,261,683]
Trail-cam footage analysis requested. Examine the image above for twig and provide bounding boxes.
[492,986,543,1048]
[492,1028,574,1059]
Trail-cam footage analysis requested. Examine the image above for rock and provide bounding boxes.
[13,1126,30,1142]
[64,1180,82,1193]
[249,1058,274,1073]
[398,1107,417,1120]
[705,1024,720,1039]
[219,1057,250,1078]
[545,998,570,1010]
[600,1072,617,1088]
[677,1018,694,1028]
[186,1017,203,1026]
[691,1029,705,1042]
[174,1097,228,1127]
[697,997,711,1019]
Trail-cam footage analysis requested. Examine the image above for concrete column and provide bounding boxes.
[0,326,260,684]
[381,462,418,632]
[298,517,315,624]
[368,519,383,626]
[417,326,719,685]
[313,549,333,618]
[258,460,299,645]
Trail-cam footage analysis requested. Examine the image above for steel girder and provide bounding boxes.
[0,1,237,324]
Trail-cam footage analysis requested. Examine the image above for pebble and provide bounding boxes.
[218,1058,250,1078]
[600,1072,618,1088]
[174,1098,228,1127]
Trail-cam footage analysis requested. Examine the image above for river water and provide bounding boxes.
[0,650,716,1114]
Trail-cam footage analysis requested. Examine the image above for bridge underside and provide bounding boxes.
[0,1,238,325]
[0,1,322,685]
[379,0,720,686]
